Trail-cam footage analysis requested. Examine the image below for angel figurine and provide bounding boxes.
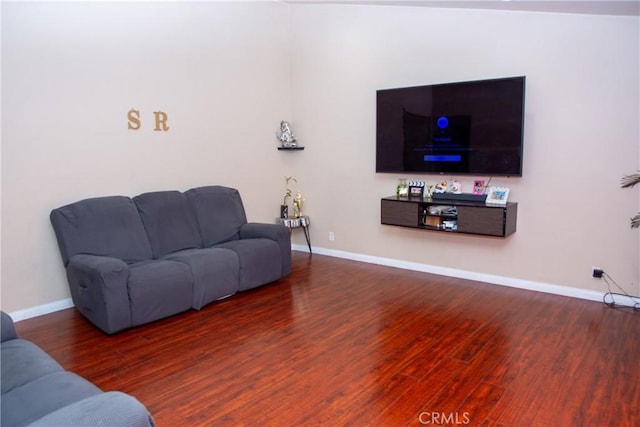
[277,121,297,148]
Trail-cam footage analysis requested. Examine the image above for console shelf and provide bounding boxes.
[381,196,517,237]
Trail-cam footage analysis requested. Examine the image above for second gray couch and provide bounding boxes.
[1,311,154,426]
[50,185,292,334]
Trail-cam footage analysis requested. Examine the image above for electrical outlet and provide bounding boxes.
[592,267,603,278]
[328,232,335,241]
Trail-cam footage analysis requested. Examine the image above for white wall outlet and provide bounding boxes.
[328,232,335,241]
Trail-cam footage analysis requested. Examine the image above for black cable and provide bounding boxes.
[601,271,640,311]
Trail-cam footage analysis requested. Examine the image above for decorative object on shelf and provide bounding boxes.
[485,187,510,205]
[293,192,304,218]
[277,121,298,148]
[434,181,448,193]
[448,180,463,194]
[281,175,297,218]
[473,180,486,195]
[396,178,409,197]
[425,184,434,199]
[408,181,425,198]
[621,171,640,228]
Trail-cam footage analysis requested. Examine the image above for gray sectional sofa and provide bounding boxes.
[1,311,154,426]
[50,185,291,334]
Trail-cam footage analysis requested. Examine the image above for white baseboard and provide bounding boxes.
[292,244,631,306]
[10,245,635,322]
[9,298,74,322]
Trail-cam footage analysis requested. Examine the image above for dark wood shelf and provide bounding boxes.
[381,195,517,237]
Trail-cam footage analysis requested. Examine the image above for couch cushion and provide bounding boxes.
[186,186,248,247]
[134,191,202,258]
[50,196,152,265]
[127,260,194,326]
[28,391,154,427]
[216,238,282,291]
[1,371,102,427]
[164,247,240,309]
[1,339,64,394]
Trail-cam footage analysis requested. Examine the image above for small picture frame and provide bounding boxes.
[472,180,486,195]
[409,185,424,198]
[485,187,510,205]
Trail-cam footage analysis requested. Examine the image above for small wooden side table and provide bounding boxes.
[276,215,311,254]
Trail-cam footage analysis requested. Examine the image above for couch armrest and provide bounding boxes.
[27,391,155,427]
[66,254,132,334]
[240,222,288,241]
[240,223,292,276]
[1,311,18,342]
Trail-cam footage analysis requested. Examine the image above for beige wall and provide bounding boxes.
[1,2,293,314]
[1,2,639,316]
[287,5,639,294]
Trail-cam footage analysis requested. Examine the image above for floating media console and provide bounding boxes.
[381,196,517,237]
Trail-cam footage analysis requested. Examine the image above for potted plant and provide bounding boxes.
[621,172,640,228]
[281,176,297,219]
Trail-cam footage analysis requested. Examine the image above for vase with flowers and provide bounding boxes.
[281,176,297,218]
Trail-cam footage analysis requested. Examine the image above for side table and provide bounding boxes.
[276,215,311,254]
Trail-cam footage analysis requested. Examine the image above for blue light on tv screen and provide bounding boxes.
[424,155,462,163]
[437,116,449,129]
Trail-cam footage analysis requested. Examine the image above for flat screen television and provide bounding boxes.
[376,76,526,176]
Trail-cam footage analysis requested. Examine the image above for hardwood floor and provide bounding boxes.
[15,251,640,426]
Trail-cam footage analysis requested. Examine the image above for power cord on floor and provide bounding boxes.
[602,271,640,311]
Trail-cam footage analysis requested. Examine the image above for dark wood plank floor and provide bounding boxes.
[15,251,640,426]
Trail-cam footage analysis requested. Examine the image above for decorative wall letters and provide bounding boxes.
[127,108,170,131]
[127,109,141,130]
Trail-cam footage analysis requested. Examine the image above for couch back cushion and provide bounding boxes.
[186,186,248,247]
[133,191,202,258]
[50,196,152,266]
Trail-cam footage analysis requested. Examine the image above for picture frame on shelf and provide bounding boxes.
[409,181,425,198]
[485,187,510,205]
[409,186,423,198]
[472,180,486,195]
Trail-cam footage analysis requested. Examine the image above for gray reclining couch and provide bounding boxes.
[1,311,154,426]
[50,185,292,334]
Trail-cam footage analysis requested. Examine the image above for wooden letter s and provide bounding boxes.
[127,108,141,130]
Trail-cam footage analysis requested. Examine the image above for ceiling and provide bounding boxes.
[280,1,640,16]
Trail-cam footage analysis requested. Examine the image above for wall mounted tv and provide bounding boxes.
[376,76,526,176]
